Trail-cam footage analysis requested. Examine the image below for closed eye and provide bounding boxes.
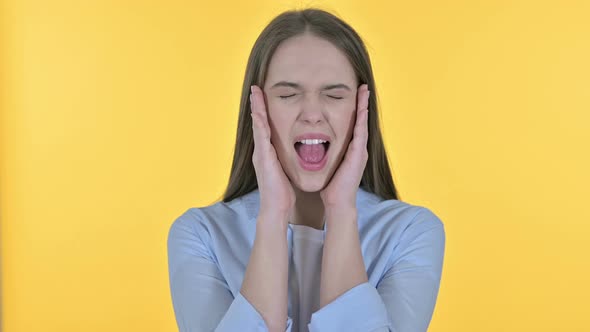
[279,94,343,99]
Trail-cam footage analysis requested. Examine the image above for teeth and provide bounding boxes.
[298,139,327,145]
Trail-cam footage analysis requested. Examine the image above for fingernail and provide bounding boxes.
[250,85,255,93]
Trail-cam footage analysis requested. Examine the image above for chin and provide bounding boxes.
[289,168,333,193]
[293,179,326,193]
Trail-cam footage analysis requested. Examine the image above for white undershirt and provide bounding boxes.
[288,223,325,332]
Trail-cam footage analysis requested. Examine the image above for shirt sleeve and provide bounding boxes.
[307,207,446,332]
[167,212,293,332]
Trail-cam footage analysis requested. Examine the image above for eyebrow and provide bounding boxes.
[270,81,352,91]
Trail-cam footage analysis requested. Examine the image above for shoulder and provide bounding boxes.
[358,187,443,228]
[357,189,445,278]
[167,192,254,250]
[357,187,445,247]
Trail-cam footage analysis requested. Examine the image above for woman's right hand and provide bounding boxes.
[250,85,296,222]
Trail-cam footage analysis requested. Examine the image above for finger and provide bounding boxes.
[250,85,271,138]
[251,85,269,134]
[251,110,269,145]
[356,84,369,113]
[353,85,369,145]
[350,108,369,152]
[250,86,275,163]
[341,105,369,160]
[353,84,369,139]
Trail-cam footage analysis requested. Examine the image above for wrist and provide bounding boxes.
[325,206,357,225]
[258,210,290,228]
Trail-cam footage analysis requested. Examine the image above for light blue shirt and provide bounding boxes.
[167,187,446,332]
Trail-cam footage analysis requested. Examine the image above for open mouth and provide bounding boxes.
[294,139,330,171]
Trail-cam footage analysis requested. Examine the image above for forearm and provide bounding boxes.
[319,207,368,308]
[240,212,289,332]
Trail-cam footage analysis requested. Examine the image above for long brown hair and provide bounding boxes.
[222,8,399,203]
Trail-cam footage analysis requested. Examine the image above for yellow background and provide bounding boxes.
[2,0,589,331]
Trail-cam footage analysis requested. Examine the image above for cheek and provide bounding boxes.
[332,106,357,138]
[266,109,294,148]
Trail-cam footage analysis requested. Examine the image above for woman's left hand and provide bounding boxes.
[320,84,370,211]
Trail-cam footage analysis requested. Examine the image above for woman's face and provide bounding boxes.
[263,33,358,193]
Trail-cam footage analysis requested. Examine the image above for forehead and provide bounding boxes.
[265,33,356,88]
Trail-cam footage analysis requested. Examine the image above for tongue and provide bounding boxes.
[296,143,326,163]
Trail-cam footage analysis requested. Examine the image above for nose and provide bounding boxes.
[298,95,325,125]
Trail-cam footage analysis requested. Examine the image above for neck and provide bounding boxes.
[290,186,326,230]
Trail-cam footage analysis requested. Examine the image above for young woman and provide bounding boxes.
[168,8,445,332]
